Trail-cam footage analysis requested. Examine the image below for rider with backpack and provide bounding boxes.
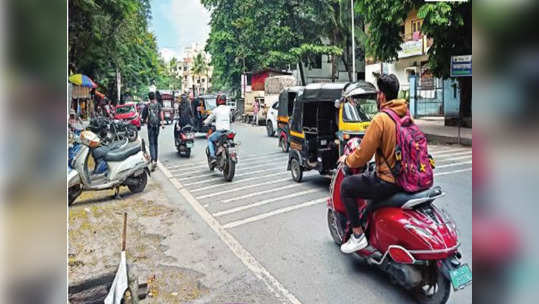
[337,74,433,254]
[142,91,165,171]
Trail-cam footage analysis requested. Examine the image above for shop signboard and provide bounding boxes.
[450,55,472,77]
[398,39,423,58]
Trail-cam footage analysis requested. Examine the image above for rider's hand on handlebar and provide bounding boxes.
[337,155,347,165]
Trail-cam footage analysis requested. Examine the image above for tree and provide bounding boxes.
[357,0,472,120]
[191,53,209,94]
[69,0,178,101]
[202,0,345,89]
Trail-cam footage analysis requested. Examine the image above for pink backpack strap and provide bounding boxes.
[381,108,401,128]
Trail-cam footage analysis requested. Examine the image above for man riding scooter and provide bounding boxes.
[204,94,231,165]
[337,74,425,253]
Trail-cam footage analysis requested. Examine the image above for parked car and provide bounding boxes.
[114,102,141,130]
[266,101,278,137]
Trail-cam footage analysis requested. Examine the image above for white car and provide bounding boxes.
[266,101,278,137]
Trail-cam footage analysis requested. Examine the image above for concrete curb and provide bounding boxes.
[425,133,472,147]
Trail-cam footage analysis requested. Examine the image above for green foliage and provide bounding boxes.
[358,0,471,79]
[202,0,356,91]
[69,0,177,101]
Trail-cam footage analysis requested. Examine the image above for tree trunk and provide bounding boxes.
[457,77,472,127]
[331,29,338,82]
[298,61,306,86]
[341,55,353,82]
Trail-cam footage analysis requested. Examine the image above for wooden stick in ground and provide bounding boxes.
[122,212,127,251]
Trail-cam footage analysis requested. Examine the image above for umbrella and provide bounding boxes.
[69,74,97,88]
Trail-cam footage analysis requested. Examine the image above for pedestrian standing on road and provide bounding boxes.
[253,100,259,125]
[142,92,165,171]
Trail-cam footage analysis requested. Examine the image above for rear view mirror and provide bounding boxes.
[334,99,341,109]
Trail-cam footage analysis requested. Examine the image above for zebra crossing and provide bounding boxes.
[161,144,472,230]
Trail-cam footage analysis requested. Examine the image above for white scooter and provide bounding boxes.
[68,130,151,205]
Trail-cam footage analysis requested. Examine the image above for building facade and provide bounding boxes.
[171,43,213,95]
[364,9,457,119]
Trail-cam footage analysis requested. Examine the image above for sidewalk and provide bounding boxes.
[415,117,472,146]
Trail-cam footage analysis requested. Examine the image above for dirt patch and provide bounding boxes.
[68,179,209,303]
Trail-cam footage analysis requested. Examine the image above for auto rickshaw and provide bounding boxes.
[287,81,378,182]
[191,94,217,133]
[277,86,303,152]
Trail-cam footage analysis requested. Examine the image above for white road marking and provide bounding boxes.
[196,178,291,199]
[213,189,321,217]
[436,154,472,163]
[157,161,302,304]
[433,151,472,159]
[190,172,289,192]
[176,171,220,181]
[222,183,306,203]
[432,148,471,156]
[170,157,287,174]
[166,151,284,170]
[435,168,472,176]
[436,161,472,169]
[182,167,282,186]
[223,198,327,229]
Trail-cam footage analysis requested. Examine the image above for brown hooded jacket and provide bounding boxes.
[345,99,409,184]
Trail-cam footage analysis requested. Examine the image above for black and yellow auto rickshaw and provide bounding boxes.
[287,81,378,182]
[277,86,303,152]
[191,94,217,133]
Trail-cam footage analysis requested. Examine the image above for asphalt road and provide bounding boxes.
[146,121,472,304]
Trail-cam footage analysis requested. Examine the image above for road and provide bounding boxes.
[147,121,472,304]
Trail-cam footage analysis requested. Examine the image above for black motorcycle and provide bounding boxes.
[175,123,194,157]
[88,117,138,144]
[205,127,238,181]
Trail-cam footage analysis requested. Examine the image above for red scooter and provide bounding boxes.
[327,139,471,304]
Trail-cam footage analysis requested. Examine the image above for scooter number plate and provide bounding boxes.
[449,263,472,290]
[186,142,193,148]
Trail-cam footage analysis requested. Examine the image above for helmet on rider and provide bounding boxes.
[216,94,226,106]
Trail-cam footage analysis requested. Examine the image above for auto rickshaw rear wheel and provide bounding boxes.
[290,158,303,182]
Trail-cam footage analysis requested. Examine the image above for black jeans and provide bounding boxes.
[341,172,400,229]
[147,126,159,161]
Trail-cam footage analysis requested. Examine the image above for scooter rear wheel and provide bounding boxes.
[128,171,147,193]
[411,268,451,304]
[327,209,344,245]
[223,158,235,181]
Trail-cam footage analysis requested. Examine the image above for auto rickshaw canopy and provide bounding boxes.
[278,86,303,121]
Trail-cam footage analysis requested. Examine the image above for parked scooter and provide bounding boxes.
[327,138,471,304]
[68,130,151,205]
[205,126,238,181]
[175,123,194,157]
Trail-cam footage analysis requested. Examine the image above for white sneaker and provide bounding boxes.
[340,233,368,254]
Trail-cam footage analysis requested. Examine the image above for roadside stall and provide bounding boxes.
[69,74,98,120]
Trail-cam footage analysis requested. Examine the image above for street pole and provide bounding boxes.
[351,0,356,82]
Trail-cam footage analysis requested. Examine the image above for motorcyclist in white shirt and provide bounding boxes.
[204,95,232,164]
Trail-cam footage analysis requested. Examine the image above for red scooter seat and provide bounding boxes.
[372,186,443,210]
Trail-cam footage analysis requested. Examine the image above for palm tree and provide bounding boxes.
[191,53,209,95]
